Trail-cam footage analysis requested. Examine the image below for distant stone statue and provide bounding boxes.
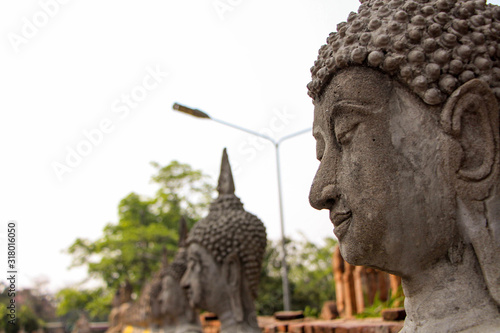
[156,218,202,333]
[123,247,170,329]
[307,0,500,332]
[107,281,133,333]
[181,149,267,333]
[150,247,171,327]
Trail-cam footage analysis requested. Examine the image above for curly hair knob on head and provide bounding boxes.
[308,0,500,105]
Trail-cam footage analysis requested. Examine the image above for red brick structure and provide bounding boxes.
[333,246,401,317]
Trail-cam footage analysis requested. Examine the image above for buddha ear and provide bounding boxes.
[222,252,243,322]
[441,79,499,200]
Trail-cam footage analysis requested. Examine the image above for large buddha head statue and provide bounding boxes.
[181,149,267,333]
[307,0,500,331]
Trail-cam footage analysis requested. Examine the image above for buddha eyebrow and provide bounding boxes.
[327,100,373,119]
[325,100,372,132]
[330,100,371,111]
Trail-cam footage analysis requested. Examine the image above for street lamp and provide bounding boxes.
[172,102,310,311]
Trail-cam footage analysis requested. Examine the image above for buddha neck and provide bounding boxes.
[218,306,260,333]
[401,243,500,332]
[175,308,200,331]
[217,283,260,333]
[162,306,201,333]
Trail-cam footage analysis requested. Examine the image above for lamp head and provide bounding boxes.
[172,103,211,119]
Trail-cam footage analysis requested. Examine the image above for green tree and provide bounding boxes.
[0,283,54,333]
[56,287,112,320]
[255,240,285,315]
[288,237,337,316]
[62,160,214,318]
[19,305,43,333]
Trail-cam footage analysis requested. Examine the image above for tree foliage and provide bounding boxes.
[56,287,112,320]
[19,306,43,333]
[0,284,52,333]
[256,236,337,316]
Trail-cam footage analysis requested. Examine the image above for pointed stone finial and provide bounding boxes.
[217,148,235,196]
[178,216,188,248]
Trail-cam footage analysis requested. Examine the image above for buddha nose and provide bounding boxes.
[309,164,337,210]
[180,272,189,290]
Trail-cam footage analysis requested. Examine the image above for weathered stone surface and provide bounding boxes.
[181,149,267,333]
[155,218,202,333]
[308,1,500,331]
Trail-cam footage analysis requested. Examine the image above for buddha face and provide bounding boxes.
[309,67,458,276]
[159,275,185,316]
[181,243,227,311]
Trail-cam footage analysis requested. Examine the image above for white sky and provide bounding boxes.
[1,0,499,293]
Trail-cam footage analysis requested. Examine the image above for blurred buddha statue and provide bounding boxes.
[181,149,267,333]
[157,218,202,333]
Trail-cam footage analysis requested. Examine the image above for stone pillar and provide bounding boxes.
[332,246,345,317]
[378,271,390,302]
[333,245,402,317]
[390,275,402,296]
[342,259,357,317]
[353,266,365,314]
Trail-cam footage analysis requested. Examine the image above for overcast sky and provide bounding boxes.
[2,0,499,293]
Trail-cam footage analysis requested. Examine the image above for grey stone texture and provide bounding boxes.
[181,148,267,333]
[307,0,500,331]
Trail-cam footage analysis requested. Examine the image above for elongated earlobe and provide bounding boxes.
[223,252,243,322]
[442,80,500,306]
[441,79,499,199]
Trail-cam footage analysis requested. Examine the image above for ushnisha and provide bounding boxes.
[308,0,500,106]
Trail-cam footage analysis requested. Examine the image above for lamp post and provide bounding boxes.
[172,102,310,311]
